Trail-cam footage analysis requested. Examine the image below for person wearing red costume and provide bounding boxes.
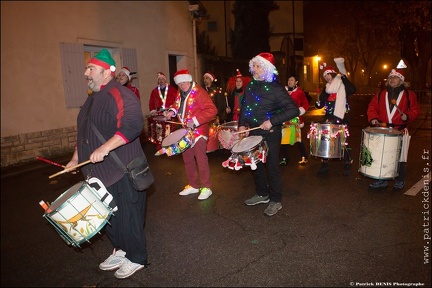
[148,72,178,154]
[279,74,310,166]
[116,66,140,100]
[367,68,420,190]
[148,72,177,116]
[165,70,217,200]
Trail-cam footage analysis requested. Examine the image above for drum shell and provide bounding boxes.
[231,136,268,164]
[43,181,113,247]
[358,127,402,180]
[309,123,345,159]
[147,115,173,145]
[162,128,193,156]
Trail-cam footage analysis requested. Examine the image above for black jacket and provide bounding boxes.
[238,79,300,135]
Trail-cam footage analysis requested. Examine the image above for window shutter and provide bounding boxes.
[121,48,139,88]
[60,42,88,108]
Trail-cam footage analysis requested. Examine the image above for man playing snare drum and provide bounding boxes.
[367,68,420,190]
[66,49,149,279]
[165,69,217,200]
[238,52,299,216]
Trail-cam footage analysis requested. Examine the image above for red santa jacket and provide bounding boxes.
[367,88,420,129]
[168,83,217,142]
[149,84,177,113]
[287,86,310,125]
[126,83,140,100]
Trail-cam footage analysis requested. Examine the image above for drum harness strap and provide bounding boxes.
[377,88,410,130]
[91,122,128,174]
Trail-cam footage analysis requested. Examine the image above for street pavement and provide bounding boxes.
[1,94,431,287]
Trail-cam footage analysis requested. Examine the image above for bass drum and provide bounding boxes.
[358,127,402,180]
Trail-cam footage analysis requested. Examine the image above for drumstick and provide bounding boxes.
[36,156,66,168]
[48,160,92,179]
[232,127,273,135]
[165,120,184,125]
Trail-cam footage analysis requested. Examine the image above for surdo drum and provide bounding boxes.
[42,178,117,248]
[222,136,268,171]
[358,127,402,180]
[308,122,348,159]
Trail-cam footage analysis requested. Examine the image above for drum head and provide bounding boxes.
[162,128,188,146]
[364,127,402,136]
[47,182,84,213]
[232,136,263,153]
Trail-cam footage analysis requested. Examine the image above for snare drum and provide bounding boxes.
[147,115,173,146]
[218,121,239,149]
[222,136,268,171]
[162,128,194,156]
[358,127,402,179]
[43,179,115,248]
[308,122,347,159]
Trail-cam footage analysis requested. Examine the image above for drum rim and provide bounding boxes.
[46,182,86,214]
[363,126,402,136]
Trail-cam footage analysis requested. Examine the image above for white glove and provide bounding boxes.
[401,114,408,121]
[299,107,306,116]
[186,120,196,129]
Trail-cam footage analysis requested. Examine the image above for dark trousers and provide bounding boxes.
[105,175,148,265]
[252,130,283,203]
[280,141,308,160]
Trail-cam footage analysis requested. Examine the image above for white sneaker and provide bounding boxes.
[99,249,126,271]
[198,188,212,200]
[114,258,145,279]
[179,185,200,196]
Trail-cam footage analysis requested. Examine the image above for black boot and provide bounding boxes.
[317,161,329,175]
[343,160,353,176]
[394,162,406,190]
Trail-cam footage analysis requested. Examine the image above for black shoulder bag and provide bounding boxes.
[91,123,154,191]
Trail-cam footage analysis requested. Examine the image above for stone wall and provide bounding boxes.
[1,126,77,167]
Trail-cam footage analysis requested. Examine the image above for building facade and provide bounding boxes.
[1,1,196,167]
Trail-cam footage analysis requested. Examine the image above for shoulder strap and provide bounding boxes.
[90,122,127,173]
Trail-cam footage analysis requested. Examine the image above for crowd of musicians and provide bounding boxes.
[43,49,420,280]
[144,55,420,196]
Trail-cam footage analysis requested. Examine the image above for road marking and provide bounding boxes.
[404,172,430,196]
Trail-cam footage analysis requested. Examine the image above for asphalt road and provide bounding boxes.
[1,94,431,287]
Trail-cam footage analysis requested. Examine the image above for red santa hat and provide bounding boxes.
[157,72,167,80]
[204,72,217,82]
[174,69,192,84]
[235,69,243,78]
[253,52,276,71]
[120,67,131,80]
[249,52,278,82]
[322,65,337,77]
[388,69,405,81]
